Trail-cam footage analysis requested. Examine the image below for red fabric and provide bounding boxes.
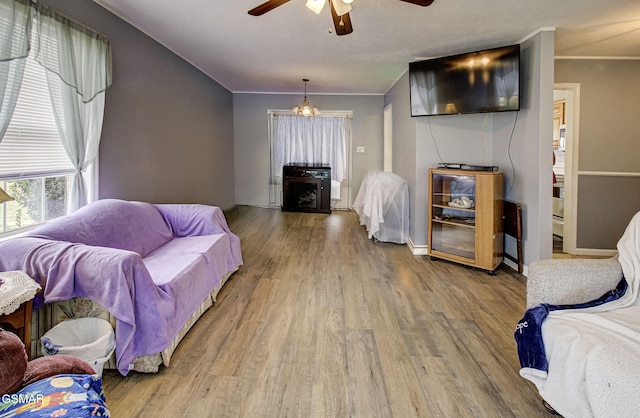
[23,354,96,387]
[0,328,96,395]
[0,330,28,395]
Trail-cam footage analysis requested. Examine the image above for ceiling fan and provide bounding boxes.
[248,0,435,36]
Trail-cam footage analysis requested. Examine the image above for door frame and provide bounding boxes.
[554,83,580,254]
[383,104,393,172]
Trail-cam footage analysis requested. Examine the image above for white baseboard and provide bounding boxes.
[502,258,529,276]
[571,248,617,257]
[408,238,428,256]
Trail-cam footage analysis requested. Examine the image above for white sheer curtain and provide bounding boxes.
[0,0,31,141]
[274,115,348,183]
[32,3,111,211]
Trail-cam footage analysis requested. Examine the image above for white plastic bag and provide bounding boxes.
[42,317,115,375]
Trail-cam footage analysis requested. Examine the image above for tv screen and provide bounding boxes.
[409,44,520,117]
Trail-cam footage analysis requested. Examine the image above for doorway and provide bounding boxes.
[553,83,580,256]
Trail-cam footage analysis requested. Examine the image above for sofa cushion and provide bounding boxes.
[142,234,232,334]
[27,199,173,258]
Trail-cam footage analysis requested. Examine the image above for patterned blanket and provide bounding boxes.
[0,374,109,417]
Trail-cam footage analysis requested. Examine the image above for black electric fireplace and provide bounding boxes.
[282,163,331,214]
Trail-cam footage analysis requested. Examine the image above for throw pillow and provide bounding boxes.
[23,354,96,388]
[0,329,28,395]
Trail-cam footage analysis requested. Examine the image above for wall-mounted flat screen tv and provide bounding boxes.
[409,44,520,117]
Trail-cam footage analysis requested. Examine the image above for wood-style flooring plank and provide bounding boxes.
[102,206,546,417]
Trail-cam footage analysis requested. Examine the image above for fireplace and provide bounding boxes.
[282,163,331,214]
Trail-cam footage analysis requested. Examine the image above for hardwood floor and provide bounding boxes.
[102,206,548,417]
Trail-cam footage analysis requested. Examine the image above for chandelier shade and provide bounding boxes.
[305,0,325,14]
[292,79,320,117]
[305,0,352,15]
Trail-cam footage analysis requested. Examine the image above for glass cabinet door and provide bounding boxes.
[430,173,477,260]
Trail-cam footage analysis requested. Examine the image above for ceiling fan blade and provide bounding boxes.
[330,3,353,36]
[248,0,291,16]
[399,0,435,6]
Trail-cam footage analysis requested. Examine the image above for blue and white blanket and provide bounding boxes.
[515,278,627,371]
[515,211,640,418]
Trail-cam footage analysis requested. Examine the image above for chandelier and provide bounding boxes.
[292,78,320,117]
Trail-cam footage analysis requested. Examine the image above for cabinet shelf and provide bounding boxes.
[431,217,476,229]
[428,168,504,273]
[432,203,475,212]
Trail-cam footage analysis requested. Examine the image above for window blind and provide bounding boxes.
[0,52,73,179]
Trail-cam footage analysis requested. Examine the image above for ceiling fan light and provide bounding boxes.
[331,0,351,16]
[305,0,326,14]
[341,0,354,4]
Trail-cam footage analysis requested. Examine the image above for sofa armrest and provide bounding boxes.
[526,257,623,308]
[154,204,232,237]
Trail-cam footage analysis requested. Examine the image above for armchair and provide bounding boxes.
[517,211,640,418]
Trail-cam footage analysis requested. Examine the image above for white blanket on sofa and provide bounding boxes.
[520,211,640,418]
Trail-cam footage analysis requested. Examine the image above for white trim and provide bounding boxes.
[556,56,640,61]
[384,69,409,95]
[519,27,556,45]
[570,248,618,257]
[503,258,529,277]
[577,171,640,177]
[554,83,580,255]
[408,237,428,256]
[87,157,99,204]
[0,170,75,181]
[269,109,353,118]
[383,104,393,172]
[240,91,384,96]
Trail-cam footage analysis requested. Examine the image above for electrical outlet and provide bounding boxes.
[356,146,365,153]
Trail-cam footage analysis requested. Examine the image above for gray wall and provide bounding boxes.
[233,94,384,207]
[555,59,640,249]
[384,74,418,239]
[384,31,556,266]
[42,0,236,210]
[499,31,556,264]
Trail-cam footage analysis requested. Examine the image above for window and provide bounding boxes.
[0,0,109,236]
[268,111,352,209]
[0,50,77,234]
[0,177,69,232]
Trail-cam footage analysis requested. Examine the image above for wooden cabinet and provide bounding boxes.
[0,271,41,358]
[428,168,504,273]
[0,300,34,357]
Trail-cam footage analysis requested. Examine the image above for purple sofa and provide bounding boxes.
[0,199,242,375]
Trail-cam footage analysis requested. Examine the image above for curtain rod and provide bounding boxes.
[269,110,353,118]
[28,0,109,42]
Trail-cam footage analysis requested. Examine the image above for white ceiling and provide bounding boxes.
[92,0,640,95]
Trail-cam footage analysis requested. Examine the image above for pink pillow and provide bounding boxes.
[0,330,28,395]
